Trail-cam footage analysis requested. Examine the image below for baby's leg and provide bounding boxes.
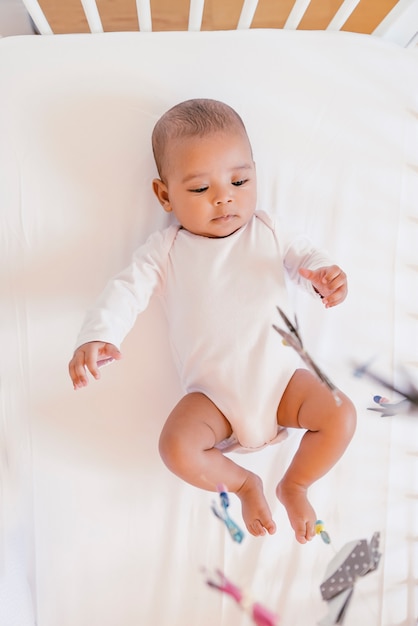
[276,369,356,544]
[159,392,276,536]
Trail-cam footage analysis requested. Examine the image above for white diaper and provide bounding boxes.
[215,425,288,454]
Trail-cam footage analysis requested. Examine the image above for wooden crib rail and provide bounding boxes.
[21,0,418,47]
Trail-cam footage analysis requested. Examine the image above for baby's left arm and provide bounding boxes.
[298,266,347,308]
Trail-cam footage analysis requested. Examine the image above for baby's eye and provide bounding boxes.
[232,179,248,187]
[189,186,208,193]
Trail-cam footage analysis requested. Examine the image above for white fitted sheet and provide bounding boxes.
[1,29,418,626]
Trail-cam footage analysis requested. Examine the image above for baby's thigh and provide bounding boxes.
[277,368,354,431]
[160,392,233,450]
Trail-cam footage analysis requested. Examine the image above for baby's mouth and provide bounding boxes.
[213,214,235,221]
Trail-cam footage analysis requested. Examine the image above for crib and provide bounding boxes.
[1,1,418,625]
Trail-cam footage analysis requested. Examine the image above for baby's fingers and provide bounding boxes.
[321,266,344,288]
[69,351,91,389]
[323,285,346,308]
[321,268,347,307]
[69,342,103,389]
[84,349,101,381]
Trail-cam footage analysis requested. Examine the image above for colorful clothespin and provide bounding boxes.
[354,361,418,416]
[368,394,410,417]
[315,520,331,544]
[211,484,244,544]
[205,569,279,626]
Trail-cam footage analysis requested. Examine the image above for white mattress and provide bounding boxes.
[1,29,417,626]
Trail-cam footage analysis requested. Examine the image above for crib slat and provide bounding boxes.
[136,0,152,31]
[284,0,311,30]
[80,0,103,33]
[237,0,259,29]
[20,0,53,35]
[16,0,417,43]
[326,0,362,31]
[188,0,205,31]
[373,0,418,47]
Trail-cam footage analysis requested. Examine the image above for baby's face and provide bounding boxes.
[153,130,256,238]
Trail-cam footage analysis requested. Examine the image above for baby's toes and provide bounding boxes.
[293,520,311,544]
[248,519,266,536]
[264,518,277,535]
[250,517,276,537]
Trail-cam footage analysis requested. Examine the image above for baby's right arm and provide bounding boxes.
[68,341,122,390]
[68,226,177,391]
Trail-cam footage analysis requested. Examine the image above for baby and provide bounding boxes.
[68,98,356,544]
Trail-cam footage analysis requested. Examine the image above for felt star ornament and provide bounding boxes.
[318,532,381,625]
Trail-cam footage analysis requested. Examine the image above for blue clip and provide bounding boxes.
[211,486,244,544]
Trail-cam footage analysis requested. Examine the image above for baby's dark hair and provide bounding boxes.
[152,98,248,179]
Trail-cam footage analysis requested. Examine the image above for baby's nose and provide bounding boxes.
[214,189,233,205]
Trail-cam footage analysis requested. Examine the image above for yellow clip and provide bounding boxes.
[315,520,331,544]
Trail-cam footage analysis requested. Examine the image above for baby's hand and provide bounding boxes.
[299,265,347,308]
[68,341,122,390]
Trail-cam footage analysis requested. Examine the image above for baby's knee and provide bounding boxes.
[335,393,357,439]
[158,427,186,473]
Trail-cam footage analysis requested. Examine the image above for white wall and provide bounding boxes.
[0,0,34,36]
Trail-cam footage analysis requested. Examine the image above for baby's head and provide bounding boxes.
[152,99,249,180]
[151,99,257,238]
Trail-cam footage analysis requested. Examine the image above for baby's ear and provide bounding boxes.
[152,178,172,212]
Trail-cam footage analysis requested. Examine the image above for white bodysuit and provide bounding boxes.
[76,211,330,450]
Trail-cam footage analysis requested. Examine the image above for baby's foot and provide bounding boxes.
[236,473,276,537]
[276,480,316,544]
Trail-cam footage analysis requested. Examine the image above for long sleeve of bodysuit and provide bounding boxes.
[75,225,178,350]
[281,232,332,295]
